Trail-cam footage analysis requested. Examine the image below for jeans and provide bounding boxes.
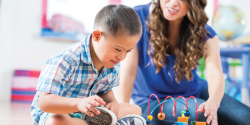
[140,86,250,125]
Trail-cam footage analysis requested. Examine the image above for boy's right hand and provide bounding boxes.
[77,95,106,117]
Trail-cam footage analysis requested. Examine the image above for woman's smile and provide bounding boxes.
[167,7,178,15]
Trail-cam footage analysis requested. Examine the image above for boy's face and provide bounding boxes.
[92,30,140,69]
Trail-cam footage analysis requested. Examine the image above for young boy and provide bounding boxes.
[31,5,145,125]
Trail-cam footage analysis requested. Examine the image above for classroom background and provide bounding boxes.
[0,0,249,124]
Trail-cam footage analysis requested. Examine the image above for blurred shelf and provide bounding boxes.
[41,28,87,42]
[220,46,250,58]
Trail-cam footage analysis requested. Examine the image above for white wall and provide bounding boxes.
[0,0,15,102]
[0,0,1,37]
[205,0,214,26]
[0,0,73,102]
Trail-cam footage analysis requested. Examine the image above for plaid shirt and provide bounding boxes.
[31,34,120,125]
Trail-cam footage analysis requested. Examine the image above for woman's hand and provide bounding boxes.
[197,100,220,125]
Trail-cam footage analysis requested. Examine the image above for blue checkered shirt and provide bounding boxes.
[31,34,120,125]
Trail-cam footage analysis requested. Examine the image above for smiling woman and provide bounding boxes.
[148,0,209,82]
[118,0,250,125]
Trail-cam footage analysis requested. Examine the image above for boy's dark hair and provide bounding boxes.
[94,4,142,37]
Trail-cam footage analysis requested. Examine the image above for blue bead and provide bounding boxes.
[146,120,151,124]
[184,110,191,117]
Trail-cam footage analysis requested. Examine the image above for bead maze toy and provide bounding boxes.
[146,94,206,125]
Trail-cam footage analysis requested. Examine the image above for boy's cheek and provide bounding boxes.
[104,54,117,61]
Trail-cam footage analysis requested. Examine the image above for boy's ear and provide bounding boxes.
[92,30,102,42]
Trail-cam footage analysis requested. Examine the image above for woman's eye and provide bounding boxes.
[116,49,121,52]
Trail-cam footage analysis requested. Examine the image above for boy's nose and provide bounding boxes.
[117,53,126,61]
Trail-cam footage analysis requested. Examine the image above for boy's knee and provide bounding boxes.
[119,103,142,117]
[136,105,142,115]
[45,115,68,125]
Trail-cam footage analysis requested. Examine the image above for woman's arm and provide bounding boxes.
[198,35,225,125]
[204,35,225,106]
[118,46,139,103]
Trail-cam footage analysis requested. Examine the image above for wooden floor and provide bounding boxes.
[0,87,129,125]
[0,102,33,125]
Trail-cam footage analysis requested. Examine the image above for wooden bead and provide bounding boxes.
[184,110,191,117]
[147,115,153,121]
[157,112,165,120]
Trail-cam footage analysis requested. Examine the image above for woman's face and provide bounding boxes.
[160,0,189,22]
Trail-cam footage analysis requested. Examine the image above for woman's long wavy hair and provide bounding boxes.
[147,0,209,83]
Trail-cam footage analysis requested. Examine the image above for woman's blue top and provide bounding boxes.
[131,3,217,106]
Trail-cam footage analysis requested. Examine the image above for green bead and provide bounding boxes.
[191,121,196,125]
[181,109,186,115]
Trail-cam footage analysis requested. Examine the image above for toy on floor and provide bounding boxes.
[146,94,206,125]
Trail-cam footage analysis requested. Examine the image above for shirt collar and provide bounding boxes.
[81,34,93,64]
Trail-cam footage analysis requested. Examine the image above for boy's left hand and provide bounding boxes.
[197,100,220,125]
[104,101,119,118]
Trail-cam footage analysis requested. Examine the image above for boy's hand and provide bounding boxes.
[77,95,106,117]
[104,101,119,118]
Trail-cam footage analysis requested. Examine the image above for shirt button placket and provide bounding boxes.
[89,74,98,96]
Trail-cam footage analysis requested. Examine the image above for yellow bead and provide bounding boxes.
[147,115,153,121]
[182,114,190,119]
[157,112,165,120]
